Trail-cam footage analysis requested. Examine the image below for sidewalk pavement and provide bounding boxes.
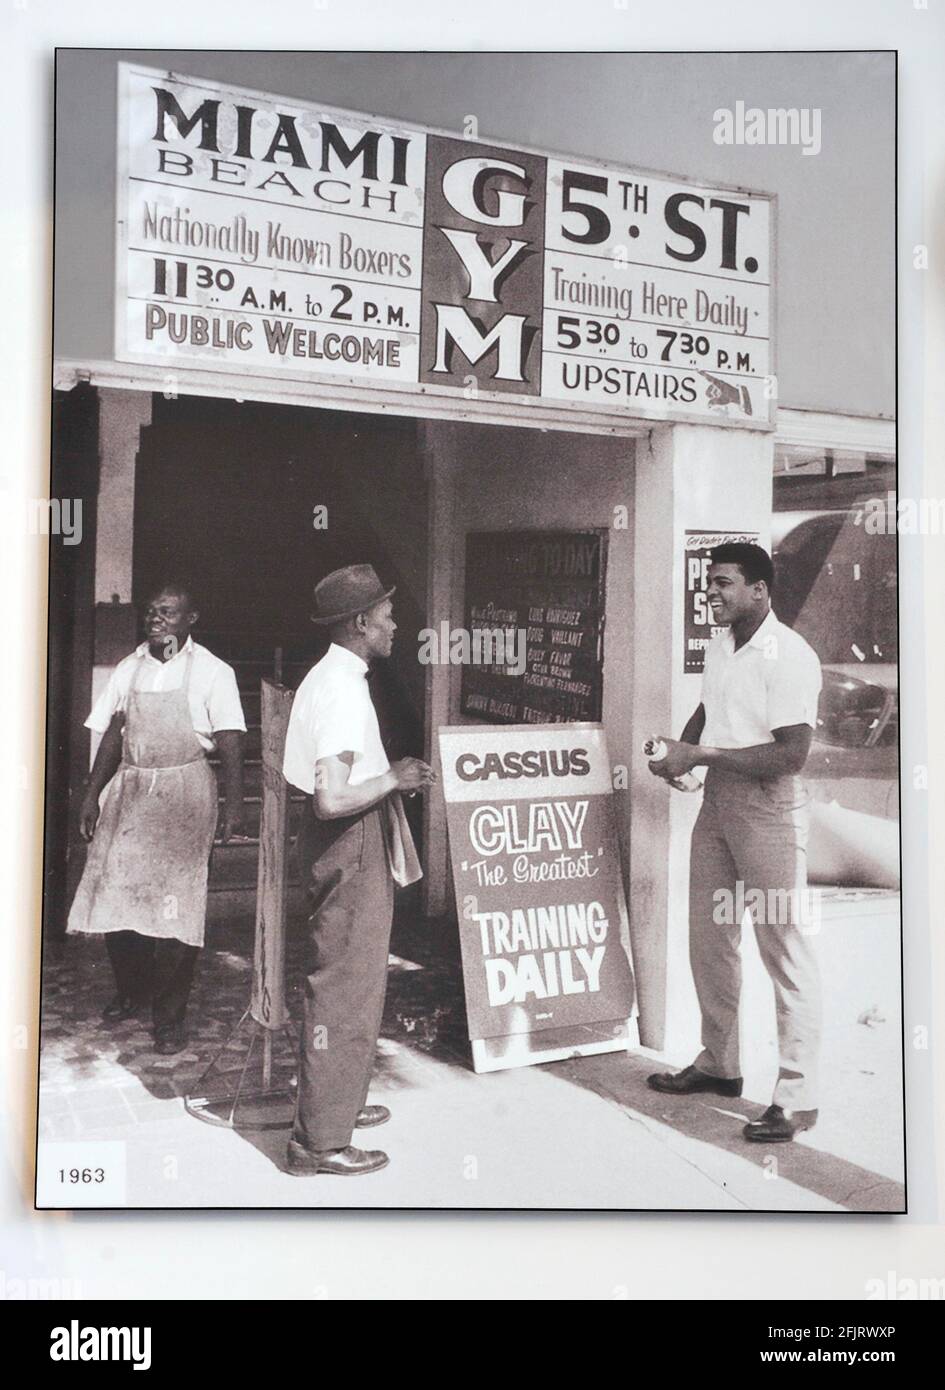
[36,890,904,1212]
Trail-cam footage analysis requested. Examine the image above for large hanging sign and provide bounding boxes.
[116,65,775,428]
[438,723,635,1072]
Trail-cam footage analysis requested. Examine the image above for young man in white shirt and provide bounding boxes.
[646,543,824,1143]
[68,583,245,1054]
[283,565,434,1177]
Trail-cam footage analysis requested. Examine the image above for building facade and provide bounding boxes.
[47,52,897,1057]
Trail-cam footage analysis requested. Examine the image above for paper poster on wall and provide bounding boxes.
[438,723,634,1072]
[683,529,760,672]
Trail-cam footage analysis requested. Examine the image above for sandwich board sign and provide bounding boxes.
[438,723,635,1072]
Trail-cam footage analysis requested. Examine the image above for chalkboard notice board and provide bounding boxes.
[461,530,607,725]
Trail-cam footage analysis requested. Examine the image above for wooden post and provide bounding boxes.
[251,679,295,1043]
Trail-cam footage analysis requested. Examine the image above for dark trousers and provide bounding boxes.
[105,931,200,1031]
[292,802,394,1152]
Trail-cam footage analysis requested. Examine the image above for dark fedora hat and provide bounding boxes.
[310,564,396,625]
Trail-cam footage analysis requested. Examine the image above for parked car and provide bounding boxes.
[772,506,899,822]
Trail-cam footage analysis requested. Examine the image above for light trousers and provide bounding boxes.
[689,768,821,1111]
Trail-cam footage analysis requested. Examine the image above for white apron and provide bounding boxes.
[67,648,219,947]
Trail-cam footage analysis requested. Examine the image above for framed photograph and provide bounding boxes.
[37,46,902,1215]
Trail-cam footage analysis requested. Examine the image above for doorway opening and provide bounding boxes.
[133,394,429,916]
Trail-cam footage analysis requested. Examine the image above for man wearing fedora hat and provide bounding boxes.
[282,564,435,1176]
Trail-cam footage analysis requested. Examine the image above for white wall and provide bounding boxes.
[630,423,774,1050]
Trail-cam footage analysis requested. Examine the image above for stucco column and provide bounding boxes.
[420,422,458,916]
[95,388,151,604]
[88,388,152,762]
[629,422,774,1052]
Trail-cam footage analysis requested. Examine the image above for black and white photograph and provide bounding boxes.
[3,0,944,1320]
[32,43,907,1214]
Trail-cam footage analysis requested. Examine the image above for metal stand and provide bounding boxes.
[184,1007,296,1130]
[185,676,298,1131]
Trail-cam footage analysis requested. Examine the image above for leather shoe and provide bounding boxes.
[743,1105,818,1143]
[647,1064,743,1098]
[153,1024,187,1055]
[285,1141,389,1176]
[101,994,144,1023]
[355,1104,390,1128]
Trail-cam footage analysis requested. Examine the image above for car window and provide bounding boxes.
[774,510,898,665]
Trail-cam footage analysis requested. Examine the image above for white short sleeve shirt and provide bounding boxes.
[85,637,246,753]
[282,643,391,794]
[700,609,822,751]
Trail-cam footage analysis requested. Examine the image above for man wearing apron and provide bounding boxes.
[68,584,246,1055]
[282,565,434,1177]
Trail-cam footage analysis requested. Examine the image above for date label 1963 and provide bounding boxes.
[36,1142,127,1208]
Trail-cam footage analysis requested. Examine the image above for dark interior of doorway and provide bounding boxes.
[133,394,426,755]
[132,395,428,917]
